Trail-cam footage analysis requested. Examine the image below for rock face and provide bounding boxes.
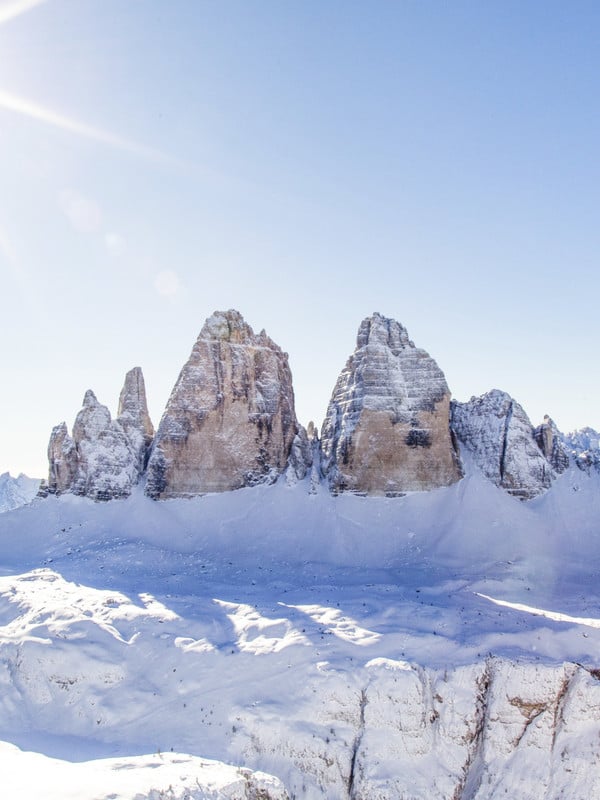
[562,426,600,472]
[534,415,570,474]
[286,421,321,492]
[236,658,600,800]
[145,310,300,498]
[47,422,78,495]
[69,390,141,500]
[117,367,155,474]
[46,369,153,501]
[320,313,462,495]
[451,390,555,499]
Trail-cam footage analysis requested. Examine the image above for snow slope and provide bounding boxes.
[1,462,600,798]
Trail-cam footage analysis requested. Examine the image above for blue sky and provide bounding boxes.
[1,0,599,476]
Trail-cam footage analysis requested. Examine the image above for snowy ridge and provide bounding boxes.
[0,743,287,799]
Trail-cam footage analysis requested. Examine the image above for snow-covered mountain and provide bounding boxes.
[0,472,40,513]
[42,309,599,505]
[5,309,600,798]
[562,426,600,472]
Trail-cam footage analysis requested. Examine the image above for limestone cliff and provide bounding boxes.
[534,415,570,474]
[320,313,463,495]
[47,422,78,496]
[145,310,300,498]
[451,390,555,499]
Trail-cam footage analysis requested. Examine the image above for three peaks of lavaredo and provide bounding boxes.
[2,309,600,800]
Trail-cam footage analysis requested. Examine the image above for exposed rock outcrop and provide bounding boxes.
[562,426,600,472]
[47,422,78,495]
[145,310,300,498]
[451,390,555,499]
[534,415,570,474]
[319,313,462,495]
[46,369,153,501]
[117,367,155,473]
[286,421,321,492]
[69,390,140,501]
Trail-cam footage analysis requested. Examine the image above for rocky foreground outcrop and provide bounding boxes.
[451,390,555,499]
[237,658,600,799]
[46,369,153,501]
[320,313,463,495]
[145,310,304,498]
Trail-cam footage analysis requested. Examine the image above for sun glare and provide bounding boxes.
[0,0,47,27]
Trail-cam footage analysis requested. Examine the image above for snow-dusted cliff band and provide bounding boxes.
[42,308,600,502]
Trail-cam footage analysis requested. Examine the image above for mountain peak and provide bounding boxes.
[199,309,256,343]
[356,312,414,351]
[321,314,462,495]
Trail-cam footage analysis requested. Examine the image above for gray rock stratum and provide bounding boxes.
[451,390,555,499]
[320,313,463,495]
[46,369,153,500]
[145,310,301,498]
[534,415,570,474]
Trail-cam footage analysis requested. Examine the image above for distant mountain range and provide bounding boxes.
[0,472,40,513]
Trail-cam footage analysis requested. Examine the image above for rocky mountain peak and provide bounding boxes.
[45,369,154,501]
[83,389,99,407]
[562,426,600,473]
[117,367,155,473]
[534,415,570,474]
[320,313,462,495]
[199,309,258,344]
[145,310,300,498]
[356,312,414,351]
[451,390,555,499]
[73,391,112,443]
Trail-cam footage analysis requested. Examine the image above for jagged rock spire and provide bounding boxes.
[320,312,462,495]
[145,310,300,498]
[45,368,154,501]
[117,367,154,473]
[47,422,78,495]
[534,415,570,474]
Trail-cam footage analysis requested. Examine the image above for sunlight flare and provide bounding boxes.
[0,88,181,164]
[0,0,47,26]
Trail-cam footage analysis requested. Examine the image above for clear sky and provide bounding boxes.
[1,0,599,477]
